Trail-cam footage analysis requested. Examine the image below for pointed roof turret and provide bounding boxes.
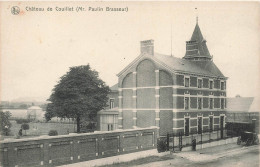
[191,23,204,42]
[183,21,212,61]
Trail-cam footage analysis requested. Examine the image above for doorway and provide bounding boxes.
[198,117,202,134]
[220,116,224,139]
[185,118,190,136]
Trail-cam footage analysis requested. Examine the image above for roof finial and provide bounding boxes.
[171,22,172,57]
[195,7,198,24]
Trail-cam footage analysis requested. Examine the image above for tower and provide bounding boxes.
[183,20,212,61]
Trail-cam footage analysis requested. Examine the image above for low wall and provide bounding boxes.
[0,127,158,167]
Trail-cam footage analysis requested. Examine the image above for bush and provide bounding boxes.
[157,138,167,153]
[16,119,30,124]
[21,123,29,135]
[48,130,58,136]
[21,123,29,130]
[86,123,96,130]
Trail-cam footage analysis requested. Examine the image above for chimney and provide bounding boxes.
[140,39,154,56]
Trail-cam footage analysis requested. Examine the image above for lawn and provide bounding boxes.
[8,120,76,137]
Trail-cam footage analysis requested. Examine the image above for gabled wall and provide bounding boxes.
[116,53,227,136]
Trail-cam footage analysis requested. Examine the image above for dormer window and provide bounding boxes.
[221,81,225,90]
[209,80,213,89]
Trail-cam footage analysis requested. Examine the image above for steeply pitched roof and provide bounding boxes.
[184,23,212,59]
[191,23,204,42]
[154,53,225,77]
[226,97,254,112]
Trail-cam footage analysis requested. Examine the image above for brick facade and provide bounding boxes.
[116,61,227,136]
[107,23,227,136]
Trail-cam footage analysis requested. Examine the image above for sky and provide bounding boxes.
[1,1,260,102]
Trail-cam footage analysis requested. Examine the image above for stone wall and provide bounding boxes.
[0,127,157,167]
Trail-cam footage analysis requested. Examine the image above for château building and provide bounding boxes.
[99,21,227,136]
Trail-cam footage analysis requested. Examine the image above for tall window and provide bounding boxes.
[209,98,213,109]
[209,116,213,132]
[185,118,190,136]
[109,99,114,109]
[198,98,202,109]
[198,117,202,134]
[209,80,213,89]
[185,97,189,110]
[221,98,225,109]
[185,78,190,87]
[220,116,224,139]
[221,82,224,90]
[198,79,202,88]
[108,124,113,131]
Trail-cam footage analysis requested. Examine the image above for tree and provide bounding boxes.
[48,130,58,136]
[0,111,12,135]
[45,65,110,133]
[19,104,28,109]
[40,103,47,111]
[21,123,29,135]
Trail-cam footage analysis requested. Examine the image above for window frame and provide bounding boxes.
[209,116,214,132]
[184,117,190,136]
[221,98,225,109]
[197,116,203,134]
[209,80,213,89]
[185,77,190,87]
[109,98,115,109]
[209,98,214,109]
[185,97,190,110]
[198,79,202,88]
[221,81,225,90]
[198,97,202,109]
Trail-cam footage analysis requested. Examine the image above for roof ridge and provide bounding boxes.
[154,53,225,78]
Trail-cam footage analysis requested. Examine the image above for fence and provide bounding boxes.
[0,127,157,167]
[165,127,237,151]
